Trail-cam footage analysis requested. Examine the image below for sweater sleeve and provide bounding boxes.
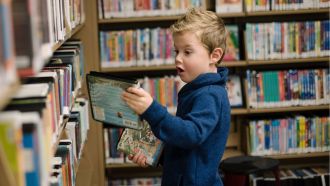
[141,92,222,149]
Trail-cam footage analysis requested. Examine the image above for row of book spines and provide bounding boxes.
[247,115,330,156]
[99,0,204,18]
[245,20,330,60]
[103,128,127,163]
[52,0,85,42]
[52,139,77,186]
[107,177,162,186]
[99,25,240,68]
[9,0,84,75]
[247,68,330,108]
[140,76,185,109]
[0,99,89,186]
[245,0,329,12]
[249,166,329,186]
[100,28,174,67]
[51,100,90,186]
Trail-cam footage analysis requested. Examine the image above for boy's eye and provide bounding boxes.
[184,50,192,55]
[173,50,178,55]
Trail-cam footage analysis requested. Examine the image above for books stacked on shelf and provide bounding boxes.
[247,115,330,156]
[216,0,243,13]
[0,0,18,99]
[246,68,330,108]
[0,109,58,186]
[245,0,330,12]
[51,98,89,186]
[100,28,174,68]
[249,166,329,186]
[100,23,242,68]
[0,39,85,186]
[139,76,185,114]
[223,25,240,62]
[0,98,89,186]
[11,0,85,77]
[141,75,243,109]
[104,128,126,164]
[245,20,330,60]
[54,140,76,186]
[107,177,162,186]
[98,0,207,19]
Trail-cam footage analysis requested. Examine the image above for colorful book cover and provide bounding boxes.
[117,121,163,167]
[223,25,240,61]
[226,75,243,107]
[86,71,143,130]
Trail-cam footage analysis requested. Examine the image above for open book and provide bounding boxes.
[86,71,143,129]
[117,121,164,167]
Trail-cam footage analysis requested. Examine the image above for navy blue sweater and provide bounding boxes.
[141,67,231,186]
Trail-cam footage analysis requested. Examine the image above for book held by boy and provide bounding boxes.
[117,121,164,167]
[86,71,143,129]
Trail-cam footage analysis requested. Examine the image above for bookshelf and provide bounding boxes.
[94,0,330,184]
[0,0,105,186]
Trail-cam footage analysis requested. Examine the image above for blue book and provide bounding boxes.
[22,122,40,186]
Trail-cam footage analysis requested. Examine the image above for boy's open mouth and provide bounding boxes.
[176,66,184,73]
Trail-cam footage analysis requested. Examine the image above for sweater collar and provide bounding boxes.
[178,67,228,96]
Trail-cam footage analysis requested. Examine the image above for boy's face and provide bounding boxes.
[173,31,217,83]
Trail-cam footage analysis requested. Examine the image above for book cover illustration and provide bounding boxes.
[223,25,240,61]
[226,75,243,107]
[117,121,163,167]
[86,71,143,129]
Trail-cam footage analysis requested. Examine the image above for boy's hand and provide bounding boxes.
[127,150,148,167]
[121,87,153,115]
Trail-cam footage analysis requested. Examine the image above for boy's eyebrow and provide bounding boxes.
[174,44,193,49]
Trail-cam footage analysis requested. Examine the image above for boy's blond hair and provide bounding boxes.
[170,8,227,64]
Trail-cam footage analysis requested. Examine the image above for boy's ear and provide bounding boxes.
[210,48,223,64]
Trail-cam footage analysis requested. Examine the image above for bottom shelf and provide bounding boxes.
[106,165,162,179]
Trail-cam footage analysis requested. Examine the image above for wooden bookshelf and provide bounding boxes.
[245,8,330,17]
[101,64,176,73]
[99,15,181,24]
[248,104,330,114]
[100,56,329,72]
[101,61,247,73]
[105,165,162,179]
[266,151,330,159]
[247,57,330,66]
[99,8,329,24]
[231,108,249,115]
[95,0,330,183]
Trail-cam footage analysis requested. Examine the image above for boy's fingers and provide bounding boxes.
[127,154,133,160]
[127,87,146,97]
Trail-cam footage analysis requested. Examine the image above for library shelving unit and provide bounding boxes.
[93,0,330,184]
[0,0,105,186]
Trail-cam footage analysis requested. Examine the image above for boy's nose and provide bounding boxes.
[175,54,183,64]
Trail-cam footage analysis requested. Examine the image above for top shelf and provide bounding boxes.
[98,8,329,24]
[101,57,329,73]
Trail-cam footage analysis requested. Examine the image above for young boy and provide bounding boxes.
[122,8,230,186]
